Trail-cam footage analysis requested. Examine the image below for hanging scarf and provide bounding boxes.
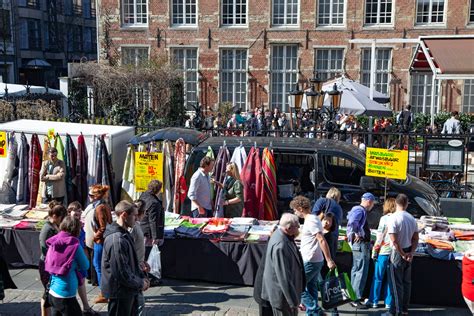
[98,136,115,206]
[28,134,42,209]
[173,138,186,214]
[87,135,100,186]
[230,145,247,174]
[5,132,18,186]
[206,146,215,200]
[120,145,135,201]
[54,134,65,162]
[76,134,88,207]
[16,133,29,204]
[163,141,174,212]
[213,145,230,217]
[64,134,78,205]
[36,137,50,207]
[241,147,264,219]
[262,147,278,220]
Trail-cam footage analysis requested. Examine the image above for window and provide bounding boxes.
[0,10,11,41]
[321,154,363,186]
[463,80,474,113]
[122,0,148,26]
[410,73,439,114]
[222,0,247,26]
[318,0,345,26]
[270,45,298,112]
[122,47,149,66]
[416,0,445,25]
[221,49,248,110]
[84,27,93,52]
[272,0,298,26]
[64,0,73,15]
[20,19,41,50]
[172,0,197,26]
[365,0,392,25]
[83,0,92,18]
[360,48,391,94]
[172,48,198,110]
[315,48,344,81]
[470,0,474,23]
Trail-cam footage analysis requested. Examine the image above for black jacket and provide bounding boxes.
[139,191,164,240]
[101,222,144,299]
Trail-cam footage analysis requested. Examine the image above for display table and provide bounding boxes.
[0,228,464,307]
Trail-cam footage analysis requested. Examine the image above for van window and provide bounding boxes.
[321,154,364,186]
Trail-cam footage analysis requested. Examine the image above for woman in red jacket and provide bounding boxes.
[462,249,474,313]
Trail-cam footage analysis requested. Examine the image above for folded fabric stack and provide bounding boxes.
[24,209,49,220]
[231,217,258,226]
[245,223,277,243]
[14,219,39,230]
[0,216,21,229]
[164,216,184,239]
[419,215,450,232]
[220,224,251,242]
[202,218,231,234]
[174,220,208,239]
[1,205,30,220]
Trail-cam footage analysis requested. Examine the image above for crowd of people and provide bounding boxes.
[254,191,419,316]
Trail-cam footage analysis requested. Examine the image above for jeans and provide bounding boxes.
[108,294,138,316]
[93,243,103,287]
[301,261,324,315]
[388,248,412,315]
[350,241,371,300]
[191,208,213,218]
[368,254,393,306]
[137,292,145,316]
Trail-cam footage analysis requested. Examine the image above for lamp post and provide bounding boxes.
[327,82,342,120]
[289,83,303,131]
[306,72,326,124]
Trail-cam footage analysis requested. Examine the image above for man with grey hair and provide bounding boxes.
[261,213,305,316]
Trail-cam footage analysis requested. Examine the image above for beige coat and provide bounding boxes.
[39,159,66,198]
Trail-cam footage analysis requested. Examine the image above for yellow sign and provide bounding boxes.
[0,131,6,158]
[134,152,163,192]
[365,147,408,180]
[48,129,55,140]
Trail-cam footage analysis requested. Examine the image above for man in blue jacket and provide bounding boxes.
[346,192,376,309]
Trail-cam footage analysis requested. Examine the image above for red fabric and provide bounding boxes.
[462,255,474,300]
[178,176,187,204]
[28,134,42,209]
[240,147,264,219]
[453,230,474,241]
[174,139,186,213]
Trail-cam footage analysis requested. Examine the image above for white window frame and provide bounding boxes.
[171,47,199,110]
[463,79,474,113]
[360,47,392,95]
[364,0,394,26]
[171,0,198,28]
[269,44,299,112]
[121,0,148,27]
[314,47,345,81]
[220,48,248,111]
[221,0,248,27]
[415,0,446,26]
[410,73,440,114]
[317,0,346,27]
[271,0,299,27]
[121,46,150,66]
[469,0,474,24]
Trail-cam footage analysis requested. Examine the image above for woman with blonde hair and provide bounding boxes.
[214,162,244,218]
[364,197,396,309]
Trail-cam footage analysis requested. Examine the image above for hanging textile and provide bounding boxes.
[206,146,215,201]
[96,135,115,206]
[28,134,42,209]
[5,132,18,187]
[241,147,264,219]
[64,134,78,205]
[36,137,50,207]
[262,147,278,220]
[163,141,174,212]
[16,133,29,204]
[87,135,100,186]
[213,145,230,218]
[230,145,247,173]
[76,134,88,207]
[120,145,135,202]
[173,138,186,214]
[54,134,65,161]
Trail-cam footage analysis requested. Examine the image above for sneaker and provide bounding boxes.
[350,301,369,309]
[363,299,378,308]
[385,304,391,309]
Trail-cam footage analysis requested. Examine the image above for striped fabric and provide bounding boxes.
[241,147,264,219]
[28,134,42,209]
[261,147,278,220]
[173,138,186,214]
[213,145,230,218]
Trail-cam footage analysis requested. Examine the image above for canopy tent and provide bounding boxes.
[129,127,207,146]
[409,35,474,125]
[301,77,392,117]
[0,83,64,98]
[26,59,52,69]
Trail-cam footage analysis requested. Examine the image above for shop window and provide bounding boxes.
[321,154,363,186]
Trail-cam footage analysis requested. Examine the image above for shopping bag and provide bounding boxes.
[147,244,161,279]
[318,268,357,310]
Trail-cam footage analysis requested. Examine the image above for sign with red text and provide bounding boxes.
[134,152,163,192]
[365,147,408,180]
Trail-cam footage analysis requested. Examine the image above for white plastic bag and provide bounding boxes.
[147,244,161,279]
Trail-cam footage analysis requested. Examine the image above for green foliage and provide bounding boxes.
[217,102,234,123]
[459,113,474,132]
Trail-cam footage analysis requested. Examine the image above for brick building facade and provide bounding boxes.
[97,0,474,114]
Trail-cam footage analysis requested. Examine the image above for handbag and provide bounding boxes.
[147,244,162,279]
[318,268,357,310]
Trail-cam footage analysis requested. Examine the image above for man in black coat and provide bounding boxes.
[140,180,164,250]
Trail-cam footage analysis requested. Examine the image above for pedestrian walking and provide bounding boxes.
[101,200,150,316]
[346,192,376,309]
[383,194,418,316]
[45,216,89,316]
[187,156,215,218]
[365,198,395,309]
[131,200,148,315]
[292,196,336,315]
[261,213,305,316]
[139,180,165,254]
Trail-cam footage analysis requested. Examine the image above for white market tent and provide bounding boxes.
[0,83,64,98]
[0,120,135,190]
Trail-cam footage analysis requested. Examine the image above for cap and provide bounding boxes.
[361,192,376,201]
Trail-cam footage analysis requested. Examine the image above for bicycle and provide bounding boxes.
[428,172,473,199]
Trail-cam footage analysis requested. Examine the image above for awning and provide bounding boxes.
[410,36,474,80]
[26,59,52,69]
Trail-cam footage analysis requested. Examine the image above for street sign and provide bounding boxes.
[365,147,408,180]
[134,152,164,192]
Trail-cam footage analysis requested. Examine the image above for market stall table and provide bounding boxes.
[0,228,464,307]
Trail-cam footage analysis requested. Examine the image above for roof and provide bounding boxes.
[129,127,207,145]
[410,36,474,79]
[196,136,365,160]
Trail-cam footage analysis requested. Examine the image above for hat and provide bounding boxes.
[361,192,376,201]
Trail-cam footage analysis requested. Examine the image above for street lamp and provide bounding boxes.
[289,83,303,130]
[306,72,326,124]
[328,82,342,118]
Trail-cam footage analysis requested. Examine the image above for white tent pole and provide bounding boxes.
[370,40,376,101]
[430,75,436,127]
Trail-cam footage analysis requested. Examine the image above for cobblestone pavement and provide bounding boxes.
[0,269,471,315]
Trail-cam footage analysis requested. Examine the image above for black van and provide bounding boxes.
[183,136,441,228]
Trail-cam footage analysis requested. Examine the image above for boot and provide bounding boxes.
[93,292,108,304]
